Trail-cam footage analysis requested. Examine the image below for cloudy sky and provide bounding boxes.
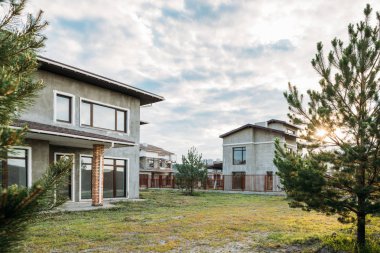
[26,0,380,160]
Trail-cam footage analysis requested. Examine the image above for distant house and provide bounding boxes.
[219,119,298,192]
[139,144,176,188]
[1,57,163,206]
[205,160,223,190]
[205,160,223,178]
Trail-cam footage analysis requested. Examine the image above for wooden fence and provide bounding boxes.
[139,174,282,192]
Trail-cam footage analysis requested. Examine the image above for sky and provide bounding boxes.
[25,0,380,160]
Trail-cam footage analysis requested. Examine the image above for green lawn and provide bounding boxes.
[20,190,380,252]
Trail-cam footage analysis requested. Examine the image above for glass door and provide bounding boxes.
[55,153,75,200]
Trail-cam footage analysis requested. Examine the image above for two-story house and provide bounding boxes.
[2,56,163,206]
[139,144,176,188]
[220,119,298,192]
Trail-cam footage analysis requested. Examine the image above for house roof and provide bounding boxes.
[207,162,223,170]
[140,144,174,156]
[267,119,301,129]
[13,120,135,146]
[37,56,164,106]
[219,124,297,138]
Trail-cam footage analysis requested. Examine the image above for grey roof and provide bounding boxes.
[267,119,301,129]
[13,120,135,146]
[37,56,164,106]
[140,144,174,156]
[219,124,297,138]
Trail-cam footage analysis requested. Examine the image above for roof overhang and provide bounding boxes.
[13,120,135,149]
[23,130,132,149]
[37,56,164,106]
[219,124,297,139]
[267,119,301,129]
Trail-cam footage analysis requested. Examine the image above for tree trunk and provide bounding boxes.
[356,212,366,250]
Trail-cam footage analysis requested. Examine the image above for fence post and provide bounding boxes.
[242,174,245,191]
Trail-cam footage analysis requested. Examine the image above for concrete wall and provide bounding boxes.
[222,126,296,177]
[23,70,140,144]
[223,128,253,145]
[223,128,254,176]
[25,139,50,183]
[19,70,142,199]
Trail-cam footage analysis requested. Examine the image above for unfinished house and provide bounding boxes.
[1,57,163,206]
[139,144,176,188]
[220,119,298,192]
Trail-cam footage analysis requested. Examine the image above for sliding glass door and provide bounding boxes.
[80,156,127,199]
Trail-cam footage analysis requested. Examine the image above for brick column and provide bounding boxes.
[92,144,104,206]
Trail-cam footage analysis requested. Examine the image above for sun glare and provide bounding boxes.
[316,128,327,138]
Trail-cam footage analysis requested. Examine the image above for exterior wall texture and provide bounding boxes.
[24,70,141,144]
[222,124,297,191]
[19,70,142,200]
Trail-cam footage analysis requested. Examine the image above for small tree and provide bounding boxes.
[176,147,207,195]
[0,1,72,251]
[274,5,380,250]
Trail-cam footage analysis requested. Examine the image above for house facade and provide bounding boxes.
[220,119,298,192]
[139,144,176,188]
[1,57,163,205]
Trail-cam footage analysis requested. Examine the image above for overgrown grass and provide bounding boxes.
[19,190,380,252]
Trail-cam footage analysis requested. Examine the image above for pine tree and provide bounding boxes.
[0,1,72,251]
[274,4,380,250]
[176,147,207,195]
[0,0,47,156]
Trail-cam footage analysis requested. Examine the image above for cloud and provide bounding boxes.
[25,0,380,159]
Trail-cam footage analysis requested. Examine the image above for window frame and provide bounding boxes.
[79,98,129,134]
[232,147,246,165]
[54,90,75,125]
[79,155,128,201]
[54,153,75,202]
[0,147,32,188]
[148,159,154,168]
[286,128,296,135]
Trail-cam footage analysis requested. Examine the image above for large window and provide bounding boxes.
[55,93,73,123]
[80,156,92,200]
[80,156,127,199]
[80,100,128,133]
[104,158,126,198]
[233,147,246,165]
[0,148,28,188]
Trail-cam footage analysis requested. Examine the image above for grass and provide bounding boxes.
[19,190,380,252]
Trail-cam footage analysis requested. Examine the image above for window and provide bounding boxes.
[81,100,128,133]
[0,148,28,188]
[159,160,163,167]
[55,93,73,123]
[80,156,92,200]
[80,156,127,199]
[148,159,154,168]
[286,128,296,135]
[233,147,246,165]
[104,158,126,198]
[55,154,74,200]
